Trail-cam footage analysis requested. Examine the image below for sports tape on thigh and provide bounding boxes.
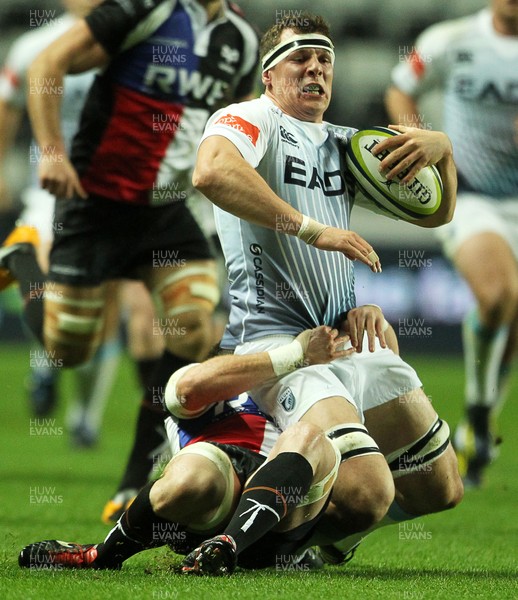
[297,438,341,507]
[327,423,382,462]
[174,442,236,532]
[154,265,217,296]
[56,312,103,335]
[385,416,450,479]
[44,291,105,310]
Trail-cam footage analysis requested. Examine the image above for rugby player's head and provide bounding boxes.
[260,13,334,123]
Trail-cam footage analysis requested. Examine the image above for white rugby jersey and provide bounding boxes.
[391,9,518,198]
[0,14,95,187]
[201,94,358,347]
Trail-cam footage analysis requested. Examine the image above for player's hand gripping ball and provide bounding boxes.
[346,126,442,220]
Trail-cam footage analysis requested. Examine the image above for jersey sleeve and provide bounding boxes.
[390,19,457,97]
[0,32,38,107]
[85,0,172,55]
[200,99,271,168]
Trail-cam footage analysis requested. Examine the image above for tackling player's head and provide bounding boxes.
[260,13,335,123]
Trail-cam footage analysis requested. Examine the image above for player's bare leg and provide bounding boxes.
[19,445,240,570]
[454,231,518,485]
[103,260,218,523]
[182,422,340,575]
[300,396,395,541]
[318,389,463,563]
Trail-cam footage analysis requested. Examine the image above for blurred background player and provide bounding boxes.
[385,0,518,487]
[0,0,125,447]
[0,0,259,521]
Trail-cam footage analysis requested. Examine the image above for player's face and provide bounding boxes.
[262,29,333,123]
[492,0,518,20]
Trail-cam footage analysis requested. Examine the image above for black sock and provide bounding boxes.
[135,357,161,391]
[225,452,314,554]
[7,251,45,343]
[468,405,491,437]
[116,350,191,492]
[95,482,177,568]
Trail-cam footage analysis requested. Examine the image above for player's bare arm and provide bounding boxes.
[27,20,109,200]
[194,135,381,272]
[384,85,421,128]
[0,99,23,210]
[372,125,457,228]
[169,325,352,414]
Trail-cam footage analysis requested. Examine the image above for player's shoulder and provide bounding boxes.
[224,1,260,38]
[417,10,484,53]
[5,13,76,68]
[325,122,358,145]
[209,96,273,125]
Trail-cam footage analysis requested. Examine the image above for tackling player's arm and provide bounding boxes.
[27,20,109,200]
[168,325,352,416]
[194,136,381,272]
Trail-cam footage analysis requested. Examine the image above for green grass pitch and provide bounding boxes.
[0,344,517,599]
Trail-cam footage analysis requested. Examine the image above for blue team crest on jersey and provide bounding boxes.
[279,388,296,412]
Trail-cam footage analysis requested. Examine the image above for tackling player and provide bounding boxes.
[18,325,349,572]
[385,0,518,486]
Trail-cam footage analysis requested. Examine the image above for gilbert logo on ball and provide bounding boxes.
[346,126,442,220]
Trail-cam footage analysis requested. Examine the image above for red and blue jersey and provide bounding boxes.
[71,0,258,205]
[165,393,280,458]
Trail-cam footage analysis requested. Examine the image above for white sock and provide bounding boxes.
[463,309,509,411]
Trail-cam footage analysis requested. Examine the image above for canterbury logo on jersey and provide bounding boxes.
[279,126,299,147]
[284,155,345,196]
[144,64,230,106]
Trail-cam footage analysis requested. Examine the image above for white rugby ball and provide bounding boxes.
[346,126,442,220]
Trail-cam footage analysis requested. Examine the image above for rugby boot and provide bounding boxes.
[101,488,137,524]
[27,369,58,417]
[181,534,237,576]
[18,540,101,569]
[0,224,39,291]
[315,540,361,565]
[453,406,500,488]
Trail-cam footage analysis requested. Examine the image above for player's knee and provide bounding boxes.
[43,304,104,367]
[478,280,518,326]
[333,473,394,531]
[151,467,222,518]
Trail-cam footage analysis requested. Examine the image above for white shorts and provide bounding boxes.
[435,193,518,260]
[235,335,422,431]
[19,187,56,243]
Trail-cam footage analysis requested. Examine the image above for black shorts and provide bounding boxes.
[49,193,213,286]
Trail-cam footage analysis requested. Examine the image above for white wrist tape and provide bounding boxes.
[297,214,328,245]
[267,339,305,377]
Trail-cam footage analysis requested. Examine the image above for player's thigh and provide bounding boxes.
[365,391,462,510]
[141,260,219,359]
[43,281,107,367]
[454,231,518,314]
[151,442,240,526]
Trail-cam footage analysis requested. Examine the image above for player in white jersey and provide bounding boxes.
[184,13,462,573]
[386,0,518,487]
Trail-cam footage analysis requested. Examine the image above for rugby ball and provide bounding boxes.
[345,126,442,220]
